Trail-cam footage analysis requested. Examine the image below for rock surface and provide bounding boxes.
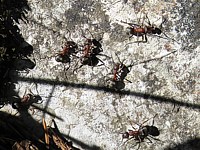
[2,0,200,149]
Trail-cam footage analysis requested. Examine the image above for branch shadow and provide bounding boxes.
[164,137,200,150]
[17,77,200,110]
[62,133,101,150]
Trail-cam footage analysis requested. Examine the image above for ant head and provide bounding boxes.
[152,28,162,35]
[66,41,78,48]
[126,27,133,35]
[121,132,129,139]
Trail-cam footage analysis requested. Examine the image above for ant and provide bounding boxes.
[108,53,132,90]
[121,14,176,44]
[55,30,78,70]
[74,29,108,70]
[55,41,78,63]
[121,114,160,149]
[12,88,42,110]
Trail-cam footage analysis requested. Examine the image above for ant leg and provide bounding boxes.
[22,88,28,98]
[144,34,148,43]
[141,13,146,27]
[148,135,161,141]
[73,64,83,73]
[73,58,82,73]
[146,14,152,26]
[27,84,34,96]
[125,78,132,83]
[136,141,141,150]
[123,136,134,145]
[97,58,109,69]
[162,32,180,44]
[98,37,103,42]
[80,28,89,40]
[65,63,70,71]
[97,53,111,58]
[146,137,153,144]
[137,35,140,45]
[72,54,80,58]
[129,34,134,39]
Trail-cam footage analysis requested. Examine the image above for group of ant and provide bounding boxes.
[53,15,173,148]
[55,29,106,70]
[55,28,133,90]
[55,15,172,90]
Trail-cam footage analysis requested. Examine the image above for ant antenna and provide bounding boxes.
[145,14,152,26]
[151,114,158,126]
[140,114,158,128]
[162,32,180,44]
[115,52,124,64]
[127,116,138,130]
[79,28,87,39]
[63,28,73,41]
[159,17,167,29]
[85,28,94,39]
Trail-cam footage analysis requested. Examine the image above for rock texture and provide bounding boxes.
[2,0,199,150]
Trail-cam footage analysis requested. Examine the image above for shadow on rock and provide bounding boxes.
[164,137,200,150]
[0,0,34,107]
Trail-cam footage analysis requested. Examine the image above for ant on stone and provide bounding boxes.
[55,29,78,70]
[107,53,133,90]
[12,86,42,110]
[121,114,160,149]
[74,29,109,71]
[120,14,178,44]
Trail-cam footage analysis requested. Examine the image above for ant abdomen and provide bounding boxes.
[55,54,70,63]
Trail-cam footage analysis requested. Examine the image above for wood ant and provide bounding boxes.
[74,29,108,71]
[55,29,78,71]
[80,36,103,66]
[12,88,42,110]
[109,53,132,90]
[121,14,177,44]
[55,41,78,63]
[121,114,160,149]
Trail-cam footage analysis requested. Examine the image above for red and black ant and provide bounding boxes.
[74,29,109,70]
[108,53,132,90]
[55,30,78,71]
[12,88,42,110]
[55,41,78,63]
[121,14,177,44]
[80,37,103,66]
[121,114,160,149]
